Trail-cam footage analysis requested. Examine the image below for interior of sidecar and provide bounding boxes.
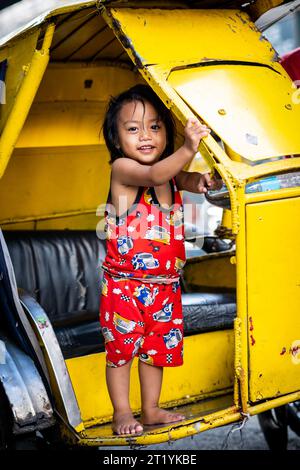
[0,5,238,434]
[3,229,236,361]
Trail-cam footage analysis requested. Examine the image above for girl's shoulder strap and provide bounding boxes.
[171,176,178,192]
[106,173,112,205]
[171,176,184,207]
[105,180,145,219]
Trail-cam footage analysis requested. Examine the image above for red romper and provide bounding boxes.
[99,177,186,368]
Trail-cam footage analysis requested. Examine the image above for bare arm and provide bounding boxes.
[112,118,210,187]
[112,146,195,188]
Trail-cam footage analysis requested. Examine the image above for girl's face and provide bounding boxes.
[116,99,167,164]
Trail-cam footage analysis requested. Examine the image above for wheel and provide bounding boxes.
[0,384,14,450]
[258,405,288,450]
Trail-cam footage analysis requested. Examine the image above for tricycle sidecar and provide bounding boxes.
[0,0,299,449]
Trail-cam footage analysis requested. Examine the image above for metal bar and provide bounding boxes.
[244,185,300,204]
[249,390,300,415]
[64,24,108,61]
[0,23,55,180]
[50,10,97,53]
[237,157,300,182]
[235,186,249,413]
[54,9,83,29]
[214,163,241,235]
[234,317,242,408]
[79,406,242,447]
[88,37,117,61]
[115,49,127,61]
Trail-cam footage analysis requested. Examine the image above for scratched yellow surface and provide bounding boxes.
[246,196,300,401]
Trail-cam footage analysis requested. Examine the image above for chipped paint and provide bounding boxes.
[290,340,300,364]
[280,347,286,355]
[249,317,255,346]
[193,422,201,431]
[110,14,145,69]
[226,23,237,34]
[235,12,247,25]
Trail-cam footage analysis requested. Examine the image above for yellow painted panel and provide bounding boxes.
[66,331,234,426]
[184,252,236,290]
[0,64,144,228]
[1,221,36,230]
[169,65,300,161]
[16,65,142,148]
[36,214,102,231]
[17,102,105,148]
[110,9,276,66]
[34,64,141,103]
[0,147,110,226]
[246,197,300,401]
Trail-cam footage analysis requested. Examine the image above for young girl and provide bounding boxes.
[100,84,221,436]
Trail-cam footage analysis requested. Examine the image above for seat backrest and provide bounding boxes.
[3,231,106,324]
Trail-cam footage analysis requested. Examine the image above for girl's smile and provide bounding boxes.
[117,100,167,164]
[137,145,156,154]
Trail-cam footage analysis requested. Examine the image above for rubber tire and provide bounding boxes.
[258,405,288,450]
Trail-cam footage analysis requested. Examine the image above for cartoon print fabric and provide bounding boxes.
[99,177,186,367]
[100,271,183,367]
[102,177,186,283]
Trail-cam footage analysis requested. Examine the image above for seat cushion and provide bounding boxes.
[182,292,236,334]
[4,230,106,324]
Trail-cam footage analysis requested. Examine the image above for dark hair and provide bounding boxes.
[102,84,176,164]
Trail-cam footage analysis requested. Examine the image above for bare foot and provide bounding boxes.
[112,411,144,435]
[141,407,185,425]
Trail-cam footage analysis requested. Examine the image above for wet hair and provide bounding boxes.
[102,84,176,164]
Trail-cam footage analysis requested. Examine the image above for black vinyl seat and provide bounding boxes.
[3,231,236,359]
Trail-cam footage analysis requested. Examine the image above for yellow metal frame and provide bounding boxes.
[0,23,55,179]
[0,0,299,447]
[101,6,300,238]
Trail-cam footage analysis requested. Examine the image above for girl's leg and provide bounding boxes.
[106,360,143,435]
[138,361,185,424]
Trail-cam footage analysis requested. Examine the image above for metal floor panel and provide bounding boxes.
[79,392,235,446]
